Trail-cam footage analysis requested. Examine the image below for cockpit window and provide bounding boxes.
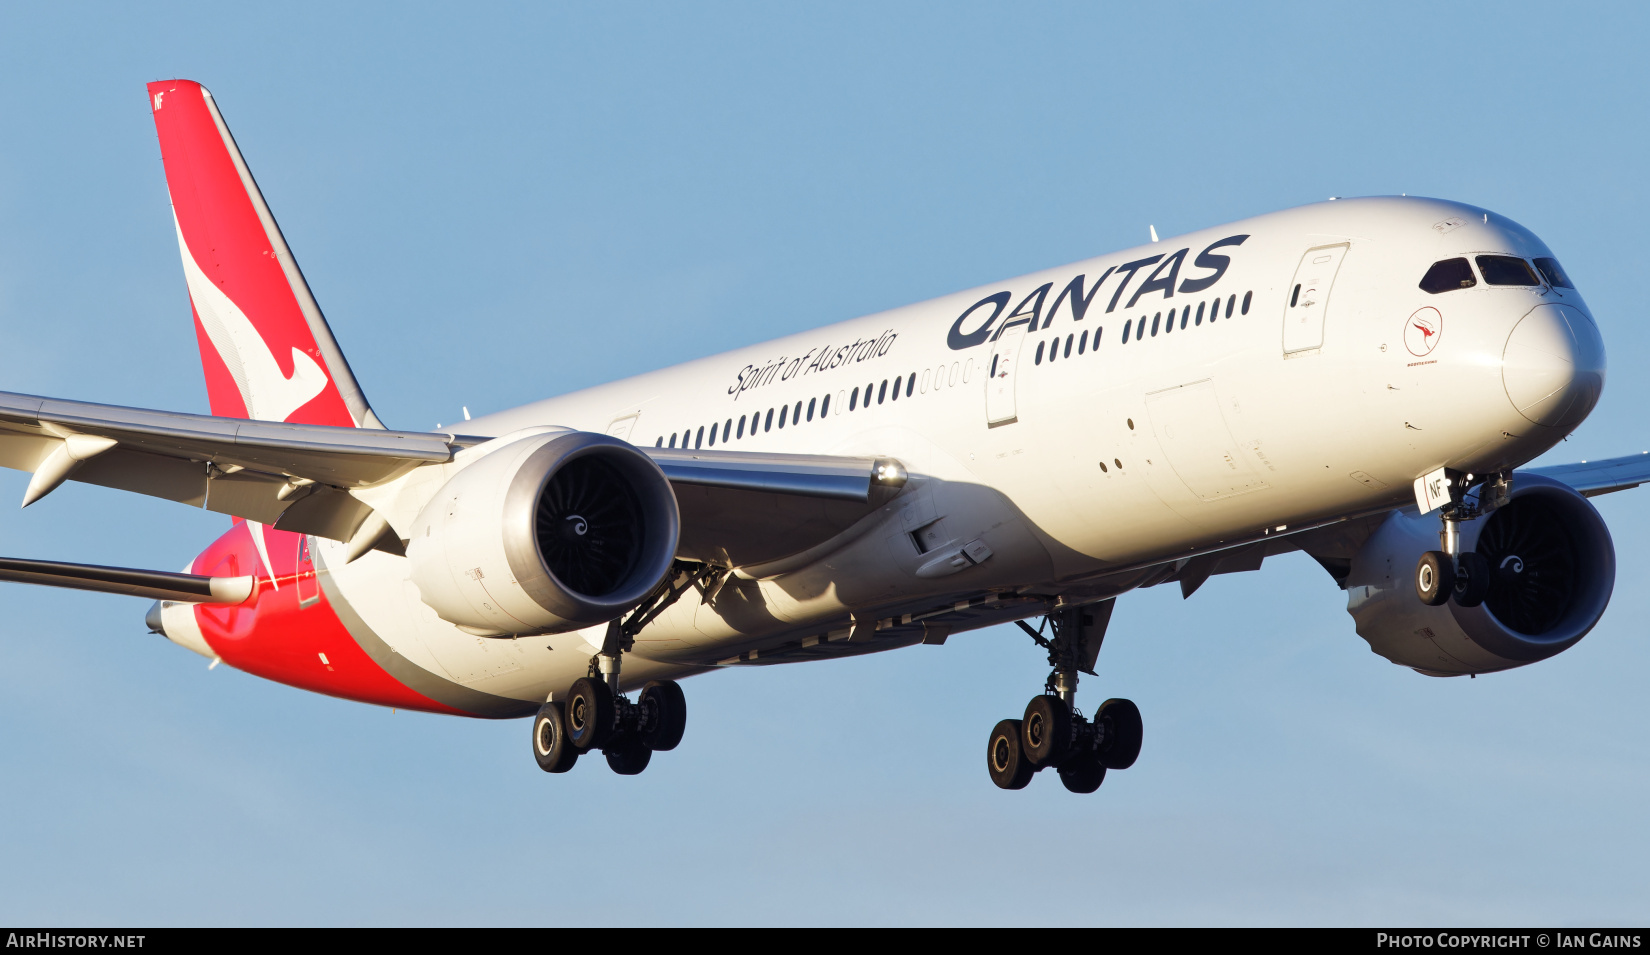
[1419,257,1476,294]
[1476,255,1541,286]
[1533,256,1575,289]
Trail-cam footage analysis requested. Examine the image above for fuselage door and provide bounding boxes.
[1282,243,1349,355]
[1145,380,1269,501]
[985,324,1027,427]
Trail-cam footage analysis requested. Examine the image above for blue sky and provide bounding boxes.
[1,1,1647,926]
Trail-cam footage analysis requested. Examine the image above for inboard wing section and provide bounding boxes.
[646,448,908,567]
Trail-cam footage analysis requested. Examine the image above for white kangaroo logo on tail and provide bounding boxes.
[173,213,329,422]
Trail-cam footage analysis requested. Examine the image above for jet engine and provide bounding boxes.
[1344,473,1614,675]
[406,430,680,636]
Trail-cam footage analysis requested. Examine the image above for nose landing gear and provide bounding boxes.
[988,601,1143,794]
[1413,471,1508,609]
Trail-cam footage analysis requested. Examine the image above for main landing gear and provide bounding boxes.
[1414,471,1509,609]
[988,601,1143,794]
[531,562,715,776]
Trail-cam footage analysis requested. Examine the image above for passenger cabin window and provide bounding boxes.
[1533,257,1575,289]
[1476,255,1540,287]
[1420,257,1476,294]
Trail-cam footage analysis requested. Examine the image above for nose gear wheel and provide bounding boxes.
[1412,471,1519,615]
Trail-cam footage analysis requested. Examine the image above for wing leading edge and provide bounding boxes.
[1527,451,1650,497]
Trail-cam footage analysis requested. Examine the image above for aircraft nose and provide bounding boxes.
[1502,303,1605,430]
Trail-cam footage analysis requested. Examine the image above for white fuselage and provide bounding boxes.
[278,196,1601,709]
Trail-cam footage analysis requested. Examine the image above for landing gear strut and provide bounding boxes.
[987,600,1143,794]
[1414,470,1508,609]
[531,562,714,776]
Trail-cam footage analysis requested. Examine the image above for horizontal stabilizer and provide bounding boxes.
[0,555,252,603]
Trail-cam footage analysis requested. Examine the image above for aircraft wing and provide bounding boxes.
[1526,451,1650,497]
[0,390,904,566]
[646,448,907,568]
[0,389,456,542]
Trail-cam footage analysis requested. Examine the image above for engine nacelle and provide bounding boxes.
[1345,473,1614,676]
[406,430,680,636]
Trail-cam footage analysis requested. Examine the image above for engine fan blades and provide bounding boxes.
[534,455,645,597]
[1475,497,1577,636]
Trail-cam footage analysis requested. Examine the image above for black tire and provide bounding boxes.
[1453,551,1490,608]
[640,680,687,752]
[1416,550,1454,606]
[1097,698,1143,770]
[532,701,579,773]
[605,738,653,775]
[986,719,1035,790]
[1057,749,1107,794]
[1021,694,1070,768]
[566,677,615,751]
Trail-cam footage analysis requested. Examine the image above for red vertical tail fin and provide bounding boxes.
[147,80,382,429]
